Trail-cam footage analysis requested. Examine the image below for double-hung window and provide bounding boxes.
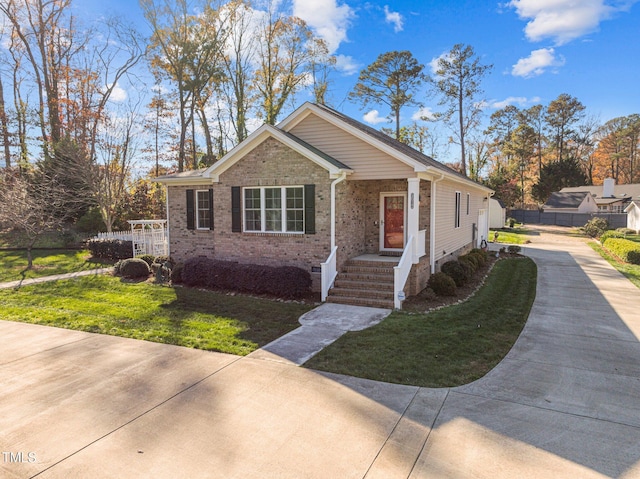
[243,186,304,233]
[196,190,212,229]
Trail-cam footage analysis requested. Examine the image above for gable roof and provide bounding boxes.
[279,102,490,192]
[544,191,593,209]
[625,200,640,213]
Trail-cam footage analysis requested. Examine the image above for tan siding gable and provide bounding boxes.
[289,112,414,180]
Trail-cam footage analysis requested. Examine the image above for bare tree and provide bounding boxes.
[429,44,492,176]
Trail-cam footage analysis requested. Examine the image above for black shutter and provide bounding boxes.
[304,184,315,234]
[208,188,214,230]
[231,186,241,232]
[186,189,195,230]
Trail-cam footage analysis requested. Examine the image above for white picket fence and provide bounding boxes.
[93,220,168,257]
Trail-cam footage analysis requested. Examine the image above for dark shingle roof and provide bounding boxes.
[544,191,592,208]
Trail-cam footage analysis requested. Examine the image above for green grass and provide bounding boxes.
[490,227,533,245]
[304,258,537,387]
[589,241,640,289]
[0,275,314,355]
[0,249,111,282]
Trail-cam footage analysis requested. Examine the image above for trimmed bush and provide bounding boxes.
[428,272,457,296]
[137,254,155,266]
[602,238,640,265]
[87,238,133,260]
[507,245,522,254]
[458,253,478,272]
[583,217,609,238]
[118,258,151,279]
[470,248,489,263]
[616,228,636,235]
[457,257,475,278]
[171,263,184,284]
[600,230,625,244]
[181,257,312,299]
[441,260,468,287]
[468,251,486,267]
[153,255,175,268]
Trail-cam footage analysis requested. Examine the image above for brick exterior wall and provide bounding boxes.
[165,136,435,295]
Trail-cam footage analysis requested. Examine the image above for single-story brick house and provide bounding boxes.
[155,102,492,308]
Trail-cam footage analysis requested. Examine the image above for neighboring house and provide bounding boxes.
[625,201,640,233]
[488,198,506,228]
[542,191,598,213]
[559,178,640,213]
[155,102,492,309]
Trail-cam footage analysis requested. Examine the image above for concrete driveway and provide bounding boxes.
[1,226,640,478]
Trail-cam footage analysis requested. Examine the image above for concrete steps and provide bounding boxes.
[326,259,396,309]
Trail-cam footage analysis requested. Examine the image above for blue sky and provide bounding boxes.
[77,0,640,159]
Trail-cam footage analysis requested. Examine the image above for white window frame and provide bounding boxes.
[242,186,305,234]
[196,190,211,230]
[466,193,470,215]
[455,191,461,229]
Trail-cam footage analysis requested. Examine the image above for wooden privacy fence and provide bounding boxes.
[509,210,627,229]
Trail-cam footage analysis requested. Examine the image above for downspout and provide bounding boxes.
[430,172,445,274]
[164,185,170,257]
[330,172,347,250]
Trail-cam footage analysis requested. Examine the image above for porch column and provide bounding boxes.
[407,178,420,262]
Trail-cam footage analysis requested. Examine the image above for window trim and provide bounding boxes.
[195,189,212,230]
[466,193,470,215]
[242,186,305,234]
[455,191,461,229]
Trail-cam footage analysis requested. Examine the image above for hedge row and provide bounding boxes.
[181,256,311,299]
[87,238,133,260]
[602,238,640,265]
[428,248,490,296]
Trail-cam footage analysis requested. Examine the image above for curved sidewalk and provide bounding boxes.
[1,227,639,478]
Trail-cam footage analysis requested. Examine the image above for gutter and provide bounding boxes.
[330,172,348,250]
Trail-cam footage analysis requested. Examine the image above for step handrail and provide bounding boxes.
[320,246,338,302]
[393,235,415,309]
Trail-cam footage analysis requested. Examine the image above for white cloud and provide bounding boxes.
[363,110,389,125]
[511,47,565,77]
[105,82,127,103]
[428,50,453,75]
[292,0,355,53]
[490,96,541,108]
[335,54,360,75]
[383,5,404,32]
[508,0,638,45]
[412,107,435,121]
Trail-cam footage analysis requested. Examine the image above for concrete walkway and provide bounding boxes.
[0,268,113,290]
[1,227,640,478]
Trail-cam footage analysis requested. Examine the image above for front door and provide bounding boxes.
[380,193,406,251]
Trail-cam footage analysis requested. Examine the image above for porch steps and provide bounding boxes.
[326,259,396,309]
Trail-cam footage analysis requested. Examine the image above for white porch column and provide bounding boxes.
[407,177,420,261]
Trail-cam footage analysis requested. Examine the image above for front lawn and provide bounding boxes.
[0,249,111,282]
[304,258,537,387]
[490,227,532,245]
[0,275,314,355]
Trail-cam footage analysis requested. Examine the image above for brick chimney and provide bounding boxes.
[603,178,615,198]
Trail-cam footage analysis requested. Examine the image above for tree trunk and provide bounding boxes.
[0,75,11,167]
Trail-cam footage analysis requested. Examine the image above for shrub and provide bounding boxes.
[137,254,155,266]
[458,253,478,272]
[616,227,636,235]
[507,217,517,228]
[441,260,468,287]
[602,238,640,265]
[118,258,151,279]
[428,272,457,296]
[468,250,487,267]
[87,238,133,260]
[457,256,475,278]
[600,230,624,244]
[180,257,311,299]
[171,263,184,284]
[583,217,609,238]
[507,245,522,254]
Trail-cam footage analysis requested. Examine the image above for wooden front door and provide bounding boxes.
[380,193,406,251]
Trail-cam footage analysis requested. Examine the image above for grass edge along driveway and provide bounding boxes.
[0,275,314,356]
[305,257,537,388]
